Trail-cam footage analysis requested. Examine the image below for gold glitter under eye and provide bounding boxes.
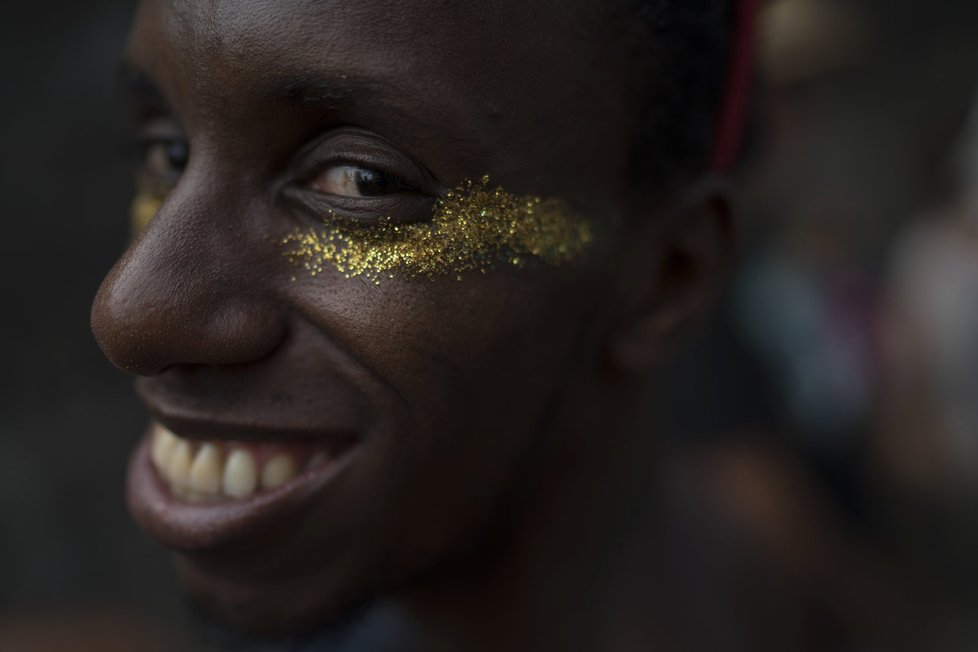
[130,191,164,235]
[282,176,593,282]
[130,176,174,236]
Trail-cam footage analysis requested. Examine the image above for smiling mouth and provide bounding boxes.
[150,423,340,502]
[129,419,362,550]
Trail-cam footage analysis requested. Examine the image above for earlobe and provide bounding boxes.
[608,177,736,374]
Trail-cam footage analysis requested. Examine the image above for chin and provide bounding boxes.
[173,552,378,636]
[125,420,394,634]
[185,591,375,650]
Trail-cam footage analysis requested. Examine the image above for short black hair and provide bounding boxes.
[612,0,736,199]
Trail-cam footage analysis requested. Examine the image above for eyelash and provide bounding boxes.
[291,145,436,225]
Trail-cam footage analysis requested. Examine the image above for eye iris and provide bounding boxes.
[165,141,189,170]
[353,168,398,197]
[309,164,412,198]
[144,140,189,177]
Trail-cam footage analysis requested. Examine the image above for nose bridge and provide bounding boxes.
[91,177,286,376]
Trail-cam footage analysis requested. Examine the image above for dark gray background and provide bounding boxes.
[0,0,183,626]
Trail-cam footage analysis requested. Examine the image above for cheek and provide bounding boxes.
[300,271,590,431]
[165,260,605,627]
[289,269,595,554]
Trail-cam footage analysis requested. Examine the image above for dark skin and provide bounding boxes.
[91,0,733,649]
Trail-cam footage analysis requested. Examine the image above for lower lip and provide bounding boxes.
[127,429,359,551]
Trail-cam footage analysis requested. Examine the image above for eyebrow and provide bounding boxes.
[259,71,485,153]
[117,60,487,172]
[259,72,419,115]
[264,74,361,106]
[120,59,417,121]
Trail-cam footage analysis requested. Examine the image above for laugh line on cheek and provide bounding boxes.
[282,176,594,283]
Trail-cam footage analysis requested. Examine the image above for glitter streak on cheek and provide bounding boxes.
[282,176,593,283]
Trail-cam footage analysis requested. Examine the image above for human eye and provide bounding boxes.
[309,164,413,199]
[130,120,188,234]
[132,114,189,186]
[139,137,189,181]
[285,129,436,226]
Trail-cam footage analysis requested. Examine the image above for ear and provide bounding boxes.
[607,177,736,374]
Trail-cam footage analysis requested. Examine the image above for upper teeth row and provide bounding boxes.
[150,426,326,501]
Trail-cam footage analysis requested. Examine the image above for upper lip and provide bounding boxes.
[137,386,361,445]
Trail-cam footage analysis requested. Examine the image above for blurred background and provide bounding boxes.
[1,0,977,649]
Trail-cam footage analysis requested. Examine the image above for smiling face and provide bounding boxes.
[91,0,699,633]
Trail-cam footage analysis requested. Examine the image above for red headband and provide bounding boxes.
[710,0,761,173]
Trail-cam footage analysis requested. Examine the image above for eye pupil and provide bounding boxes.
[353,168,398,196]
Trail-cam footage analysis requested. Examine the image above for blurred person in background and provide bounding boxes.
[879,83,978,502]
[732,2,978,645]
[734,0,877,514]
[875,83,978,641]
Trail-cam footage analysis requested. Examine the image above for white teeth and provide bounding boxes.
[261,454,298,490]
[151,426,178,471]
[189,443,223,495]
[222,449,258,499]
[150,426,330,501]
[166,439,194,489]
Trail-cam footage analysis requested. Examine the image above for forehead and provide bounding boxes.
[128,0,630,204]
[143,0,596,62]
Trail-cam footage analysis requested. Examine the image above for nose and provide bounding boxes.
[91,187,286,376]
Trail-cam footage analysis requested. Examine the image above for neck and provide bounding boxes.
[395,380,659,651]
